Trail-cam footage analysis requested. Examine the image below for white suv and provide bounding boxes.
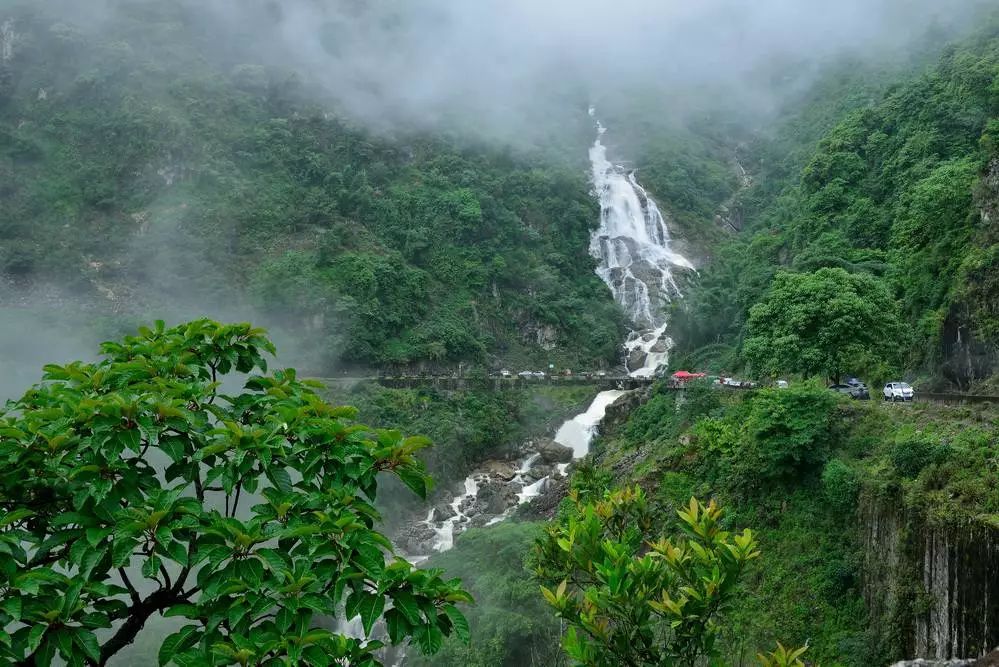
[883,382,914,402]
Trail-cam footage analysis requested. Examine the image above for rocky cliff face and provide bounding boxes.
[933,158,999,388]
[862,498,999,660]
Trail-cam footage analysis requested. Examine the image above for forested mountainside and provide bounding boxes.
[6,2,999,667]
[393,20,999,667]
[0,2,621,370]
[0,1,747,376]
[673,18,999,390]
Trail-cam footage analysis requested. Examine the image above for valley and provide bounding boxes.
[3,2,999,667]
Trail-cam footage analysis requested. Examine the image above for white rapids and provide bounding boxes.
[553,389,628,458]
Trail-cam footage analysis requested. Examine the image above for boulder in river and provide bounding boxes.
[399,522,438,555]
[534,437,573,464]
[649,337,671,353]
[628,347,648,370]
[475,480,520,515]
[433,501,457,521]
[526,463,556,482]
[480,460,518,481]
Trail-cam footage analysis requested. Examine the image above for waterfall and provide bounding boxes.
[588,108,693,377]
[553,389,628,457]
[390,115,692,664]
[408,112,694,559]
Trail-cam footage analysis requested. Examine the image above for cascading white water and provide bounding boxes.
[428,473,481,552]
[392,112,694,665]
[588,108,693,377]
[554,389,628,457]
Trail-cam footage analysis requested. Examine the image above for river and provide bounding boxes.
[402,109,693,559]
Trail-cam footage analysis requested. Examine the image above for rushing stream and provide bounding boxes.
[385,113,692,661]
[398,111,693,559]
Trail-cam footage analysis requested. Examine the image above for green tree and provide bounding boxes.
[743,268,905,383]
[0,319,471,666]
[533,488,762,666]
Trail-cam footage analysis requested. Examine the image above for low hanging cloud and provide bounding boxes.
[15,0,991,141]
[199,0,990,140]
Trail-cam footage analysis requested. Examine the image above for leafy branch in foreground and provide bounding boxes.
[0,319,470,666]
[535,487,801,667]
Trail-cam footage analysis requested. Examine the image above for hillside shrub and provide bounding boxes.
[889,433,947,479]
[822,459,861,513]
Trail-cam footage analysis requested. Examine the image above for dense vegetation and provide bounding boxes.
[587,381,999,665]
[0,320,471,665]
[6,2,999,666]
[534,489,764,666]
[673,18,999,388]
[409,522,564,667]
[0,1,628,372]
[322,383,600,509]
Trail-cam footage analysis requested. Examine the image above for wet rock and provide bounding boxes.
[534,437,573,464]
[457,495,478,515]
[627,347,648,370]
[649,338,670,354]
[527,463,556,482]
[480,460,517,481]
[475,480,519,515]
[399,522,438,555]
[601,388,648,429]
[433,502,457,521]
[522,474,569,519]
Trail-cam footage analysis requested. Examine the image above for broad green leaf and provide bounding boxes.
[414,624,444,655]
[390,591,423,625]
[357,593,385,636]
[442,605,470,642]
[266,467,293,494]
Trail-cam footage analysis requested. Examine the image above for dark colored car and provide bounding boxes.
[829,383,870,400]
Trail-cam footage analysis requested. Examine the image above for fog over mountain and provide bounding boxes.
[199,0,989,138]
[0,0,991,400]
[21,0,991,140]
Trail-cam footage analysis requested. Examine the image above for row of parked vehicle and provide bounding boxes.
[497,369,611,379]
[828,378,915,401]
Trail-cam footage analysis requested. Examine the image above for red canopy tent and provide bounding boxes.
[671,370,706,381]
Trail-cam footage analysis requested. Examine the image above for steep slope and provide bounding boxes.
[0,2,627,372]
[672,19,999,387]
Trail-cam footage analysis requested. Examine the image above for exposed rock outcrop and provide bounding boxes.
[862,499,999,660]
[533,437,573,464]
[890,647,999,666]
[473,480,519,515]
[398,522,438,555]
[479,460,518,481]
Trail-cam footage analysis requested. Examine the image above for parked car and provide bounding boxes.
[883,382,914,402]
[776,379,789,389]
[499,369,512,378]
[829,383,870,400]
[532,371,546,378]
[517,370,533,378]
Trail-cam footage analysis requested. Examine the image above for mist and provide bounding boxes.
[12,0,989,141]
[195,0,991,142]
[0,0,991,393]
